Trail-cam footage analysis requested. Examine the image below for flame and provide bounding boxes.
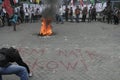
[40,18,52,36]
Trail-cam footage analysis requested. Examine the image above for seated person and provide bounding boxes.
[0,47,32,80]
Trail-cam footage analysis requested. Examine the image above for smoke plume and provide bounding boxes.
[42,0,60,19]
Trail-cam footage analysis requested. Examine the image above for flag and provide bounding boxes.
[80,0,84,6]
[2,0,13,17]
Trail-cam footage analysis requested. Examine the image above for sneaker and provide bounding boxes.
[29,72,33,77]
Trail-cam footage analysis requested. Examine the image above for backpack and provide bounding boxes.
[0,48,10,67]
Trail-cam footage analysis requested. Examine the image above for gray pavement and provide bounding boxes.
[0,21,120,80]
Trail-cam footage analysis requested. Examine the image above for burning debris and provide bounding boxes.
[39,0,59,36]
[40,18,52,36]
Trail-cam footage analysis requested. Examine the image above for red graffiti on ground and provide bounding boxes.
[17,47,102,72]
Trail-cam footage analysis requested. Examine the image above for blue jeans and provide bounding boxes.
[59,15,64,23]
[76,14,80,22]
[0,65,29,80]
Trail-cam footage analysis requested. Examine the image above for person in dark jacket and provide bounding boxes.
[75,6,81,23]
[0,47,32,80]
[69,7,73,22]
[82,7,87,22]
[64,6,69,21]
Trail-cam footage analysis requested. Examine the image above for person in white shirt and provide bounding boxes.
[58,6,64,24]
[24,7,30,23]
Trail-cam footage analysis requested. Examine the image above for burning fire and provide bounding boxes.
[39,18,53,36]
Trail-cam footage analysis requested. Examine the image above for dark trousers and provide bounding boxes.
[25,16,29,23]
[114,15,119,24]
[82,14,86,22]
[65,13,68,21]
[1,16,5,26]
[92,14,96,21]
[107,15,112,24]
[88,15,92,22]
[69,15,73,22]
[30,14,35,23]
[75,14,79,22]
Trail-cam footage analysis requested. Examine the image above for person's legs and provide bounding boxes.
[0,65,29,80]
[10,22,16,31]
[82,15,86,22]
[70,15,73,22]
[0,75,2,80]
[75,15,78,22]
[56,14,59,23]
[59,15,64,24]
[116,17,119,24]
[8,47,32,77]
[76,15,79,22]
[12,50,30,74]
[65,13,68,21]
[13,23,16,31]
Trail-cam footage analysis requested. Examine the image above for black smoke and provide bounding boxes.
[41,0,60,19]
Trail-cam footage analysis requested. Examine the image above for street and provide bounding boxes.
[0,21,120,80]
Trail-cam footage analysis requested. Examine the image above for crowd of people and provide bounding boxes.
[0,5,42,27]
[102,6,120,25]
[0,4,119,31]
[56,5,120,25]
[0,3,120,80]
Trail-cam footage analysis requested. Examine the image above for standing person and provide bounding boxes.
[0,47,31,80]
[55,9,60,24]
[64,6,69,21]
[113,8,119,25]
[91,6,97,21]
[75,6,80,23]
[9,13,18,31]
[82,7,87,22]
[58,6,64,24]
[88,7,92,22]
[24,7,30,23]
[30,7,35,23]
[20,6,24,23]
[69,7,74,22]
[102,7,107,22]
[6,13,11,26]
[28,7,32,23]
[0,7,6,27]
[106,6,112,24]
[35,8,40,22]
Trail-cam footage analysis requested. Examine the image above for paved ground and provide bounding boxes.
[0,21,120,80]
